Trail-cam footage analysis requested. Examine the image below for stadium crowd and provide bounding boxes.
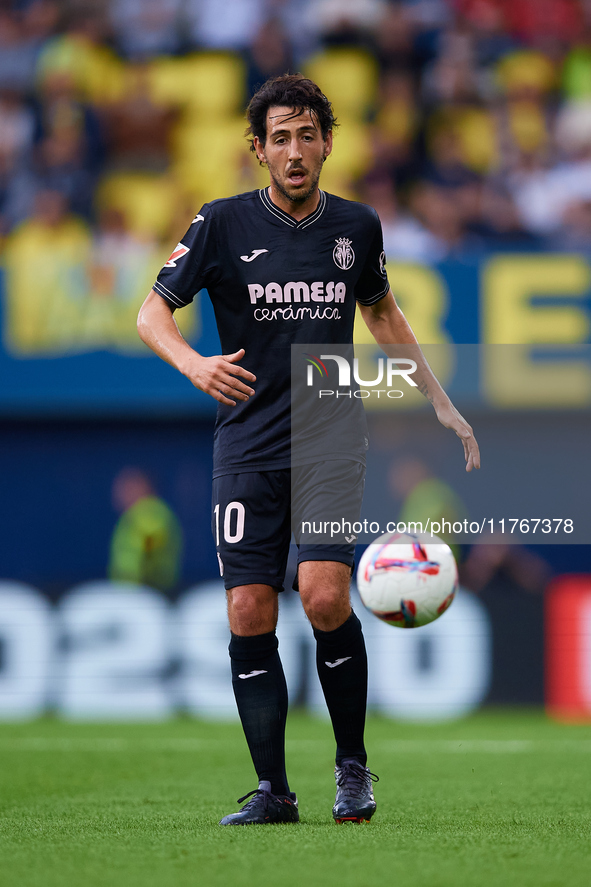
[3,0,591,262]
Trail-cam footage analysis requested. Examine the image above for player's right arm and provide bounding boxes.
[137,289,256,406]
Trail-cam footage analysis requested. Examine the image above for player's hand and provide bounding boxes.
[434,399,481,472]
[184,348,256,406]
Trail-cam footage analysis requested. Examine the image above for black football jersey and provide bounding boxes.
[153,188,390,477]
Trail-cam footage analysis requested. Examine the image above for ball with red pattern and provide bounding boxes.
[356,532,458,628]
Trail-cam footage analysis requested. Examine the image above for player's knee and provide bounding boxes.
[302,590,351,631]
[227,584,277,634]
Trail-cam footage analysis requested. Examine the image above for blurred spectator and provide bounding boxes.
[421,21,500,181]
[389,455,468,559]
[508,103,591,234]
[304,0,387,46]
[1,106,97,230]
[548,199,591,251]
[2,189,92,354]
[358,172,447,261]
[32,130,95,219]
[269,0,320,64]
[246,18,294,98]
[109,467,183,594]
[90,206,156,298]
[504,149,558,234]
[497,97,552,162]
[401,0,451,30]
[0,7,48,92]
[494,47,556,169]
[22,0,60,47]
[22,60,106,220]
[99,63,177,171]
[495,47,556,97]
[409,180,474,257]
[10,185,84,237]
[455,0,515,68]
[505,0,582,46]
[419,124,487,240]
[563,26,591,101]
[460,541,552,594]
[0,89,35,167]
[4,192,160,354]
[373,70,418,172]
[0,154,36,236]
[424,126,487,185]
[471,183,541,247]
[422,20,478,105]
[372,3,425,77]
[109,0,184,59]
[185,0,266,51]
[33,64,105,172]
[456,0,583,46]
[36,9,123,105]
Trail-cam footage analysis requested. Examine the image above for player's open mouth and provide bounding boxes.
[288,170,307,186]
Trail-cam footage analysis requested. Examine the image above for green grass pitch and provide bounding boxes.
[1,710,590,887]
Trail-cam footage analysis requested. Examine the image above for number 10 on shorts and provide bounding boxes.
[214,501,246,545]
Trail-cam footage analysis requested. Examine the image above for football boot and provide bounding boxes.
[219,781,299,825]
[332,759,379,823]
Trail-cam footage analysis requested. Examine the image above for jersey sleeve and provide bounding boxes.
[354,210,390,306]
[153,208,218,309]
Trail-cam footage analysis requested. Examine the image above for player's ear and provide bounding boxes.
[253,136,267,165]
[323,130,333,160]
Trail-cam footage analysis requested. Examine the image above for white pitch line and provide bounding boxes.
[374,740,591,753]
[375,740,534,753]
[0,738,590,753]
[0,738,217,751]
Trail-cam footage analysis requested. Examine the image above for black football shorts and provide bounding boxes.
[211,460,365,591]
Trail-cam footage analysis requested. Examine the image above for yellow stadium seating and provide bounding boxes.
[96,172,181,240]
[170,115,253,203]
[324,119,374,184]
[149,52,245,118]
[304,48,378,120]
[36,34,125,105]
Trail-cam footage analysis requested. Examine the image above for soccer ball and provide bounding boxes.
[356,532,458,628]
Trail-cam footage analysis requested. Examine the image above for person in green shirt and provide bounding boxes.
[390,456,468,562]
[108,467,182,594]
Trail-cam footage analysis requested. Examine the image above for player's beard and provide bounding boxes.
[267,158,324,206]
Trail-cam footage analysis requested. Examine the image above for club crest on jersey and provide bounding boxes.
[164,243,190,268]
[333,238,355,270]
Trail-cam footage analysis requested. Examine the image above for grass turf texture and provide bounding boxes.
[0,711,590,887]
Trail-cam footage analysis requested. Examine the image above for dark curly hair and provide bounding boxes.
[245,74,338,157]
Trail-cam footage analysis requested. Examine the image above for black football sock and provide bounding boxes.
[313,610,368,767]
[229,631,290,796]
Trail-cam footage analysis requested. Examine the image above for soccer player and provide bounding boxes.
[137,74,480,826]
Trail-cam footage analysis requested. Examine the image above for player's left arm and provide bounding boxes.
[358,290,481,472]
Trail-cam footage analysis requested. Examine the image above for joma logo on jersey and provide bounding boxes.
[248,281,346,304]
